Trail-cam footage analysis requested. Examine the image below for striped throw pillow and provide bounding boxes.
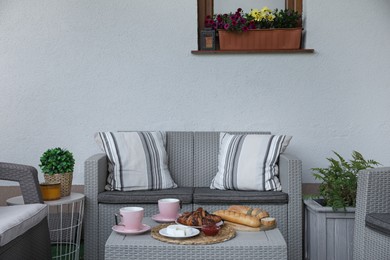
[95,131,177,191]
[210,133,291,191]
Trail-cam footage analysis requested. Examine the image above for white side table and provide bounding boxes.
[7,192,85,260]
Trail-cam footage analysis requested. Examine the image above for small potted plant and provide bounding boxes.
[312,151,380,210]
[205,7,302,50]
[39,147,75,197]
[305,151,380,259]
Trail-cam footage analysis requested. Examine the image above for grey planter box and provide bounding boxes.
[304,199,355,260]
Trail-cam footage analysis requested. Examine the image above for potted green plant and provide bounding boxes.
[205,7,302,50]
[312,151,380,210]
[39,147,75,197]
[304,151,380,260]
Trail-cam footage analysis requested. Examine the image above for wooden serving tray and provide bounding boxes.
[224,221,277,232]
[151,223,236,245]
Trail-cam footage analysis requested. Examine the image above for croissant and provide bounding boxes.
[176,208,222,226]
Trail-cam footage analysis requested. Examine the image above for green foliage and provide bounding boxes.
[273,9,301,28]
[39,147,75,175]
[312,151,380,211]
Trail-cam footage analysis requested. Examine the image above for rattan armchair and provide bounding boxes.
[0,162,52,260]
[353,167,390,260]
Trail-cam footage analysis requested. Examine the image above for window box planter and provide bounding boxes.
[218,28,302,51]
[304,199,355,260]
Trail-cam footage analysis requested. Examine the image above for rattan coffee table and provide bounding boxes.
[105,217,287,260]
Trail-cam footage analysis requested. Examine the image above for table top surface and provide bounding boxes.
[106,217,286,248]
[6,192,85,206]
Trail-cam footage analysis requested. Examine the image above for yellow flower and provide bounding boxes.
[250,9,261,21]
[267,14,276,22]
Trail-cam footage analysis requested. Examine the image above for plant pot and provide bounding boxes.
[218,28,302,50]
[44,172,73,197]
[40,182,61,201]
[304,199,355,260]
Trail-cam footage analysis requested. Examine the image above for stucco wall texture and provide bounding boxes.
[1,0,390,184]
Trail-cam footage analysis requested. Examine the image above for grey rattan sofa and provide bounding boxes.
[353,167,390,260]
[0,162,52,260]
[84,131,302,260]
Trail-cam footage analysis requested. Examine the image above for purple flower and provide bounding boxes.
[224,23,230,30]
[242,26,249,32]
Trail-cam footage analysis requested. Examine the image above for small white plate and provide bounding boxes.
[175,220,224,229]
[152,213,180,223]
[159,227,200,239]
[112,224,151,235]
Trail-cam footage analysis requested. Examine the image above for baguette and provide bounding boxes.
[227,205,251,215]
[228,205,269,219]
[213,210,261,228]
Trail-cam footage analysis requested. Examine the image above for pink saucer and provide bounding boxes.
[112,224,151,235]
[152,213,180,223]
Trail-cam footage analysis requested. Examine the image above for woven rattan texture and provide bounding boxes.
[105,219,287,260]
[151,223,236,245]
[84,154,107,260]
[166,132,194,187]
[44,172,73,197]
[283,155,302,260]
[105,245,287,260]
[0,162,43,204]
[364,226,390,259]
[353,167,390,260]
[98,203,193,259]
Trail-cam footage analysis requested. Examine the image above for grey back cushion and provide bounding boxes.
[166,132,194,187]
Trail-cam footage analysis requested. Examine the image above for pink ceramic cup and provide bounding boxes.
[158,198,181,219]
[117,207,144,231]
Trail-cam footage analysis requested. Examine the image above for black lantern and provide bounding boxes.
[200,28,216,51]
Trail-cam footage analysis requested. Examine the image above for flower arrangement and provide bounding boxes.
[205,7,301,32]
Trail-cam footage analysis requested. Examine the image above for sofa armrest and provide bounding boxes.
[84,153,107,260]
[356,167,390,214]
[279,153,302,194]
[0,162,43,204]
[85,153,107,196]
[279,153,302,260]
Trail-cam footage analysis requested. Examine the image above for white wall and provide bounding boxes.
[1,0,390,185]
[214,0,284,14]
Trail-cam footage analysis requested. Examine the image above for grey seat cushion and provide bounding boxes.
[0,204,48,246]
[365,213,390,237]
[98,187,194,204]
[193,187,288,204]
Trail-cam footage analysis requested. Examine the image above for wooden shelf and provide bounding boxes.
[191,49,315,54]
